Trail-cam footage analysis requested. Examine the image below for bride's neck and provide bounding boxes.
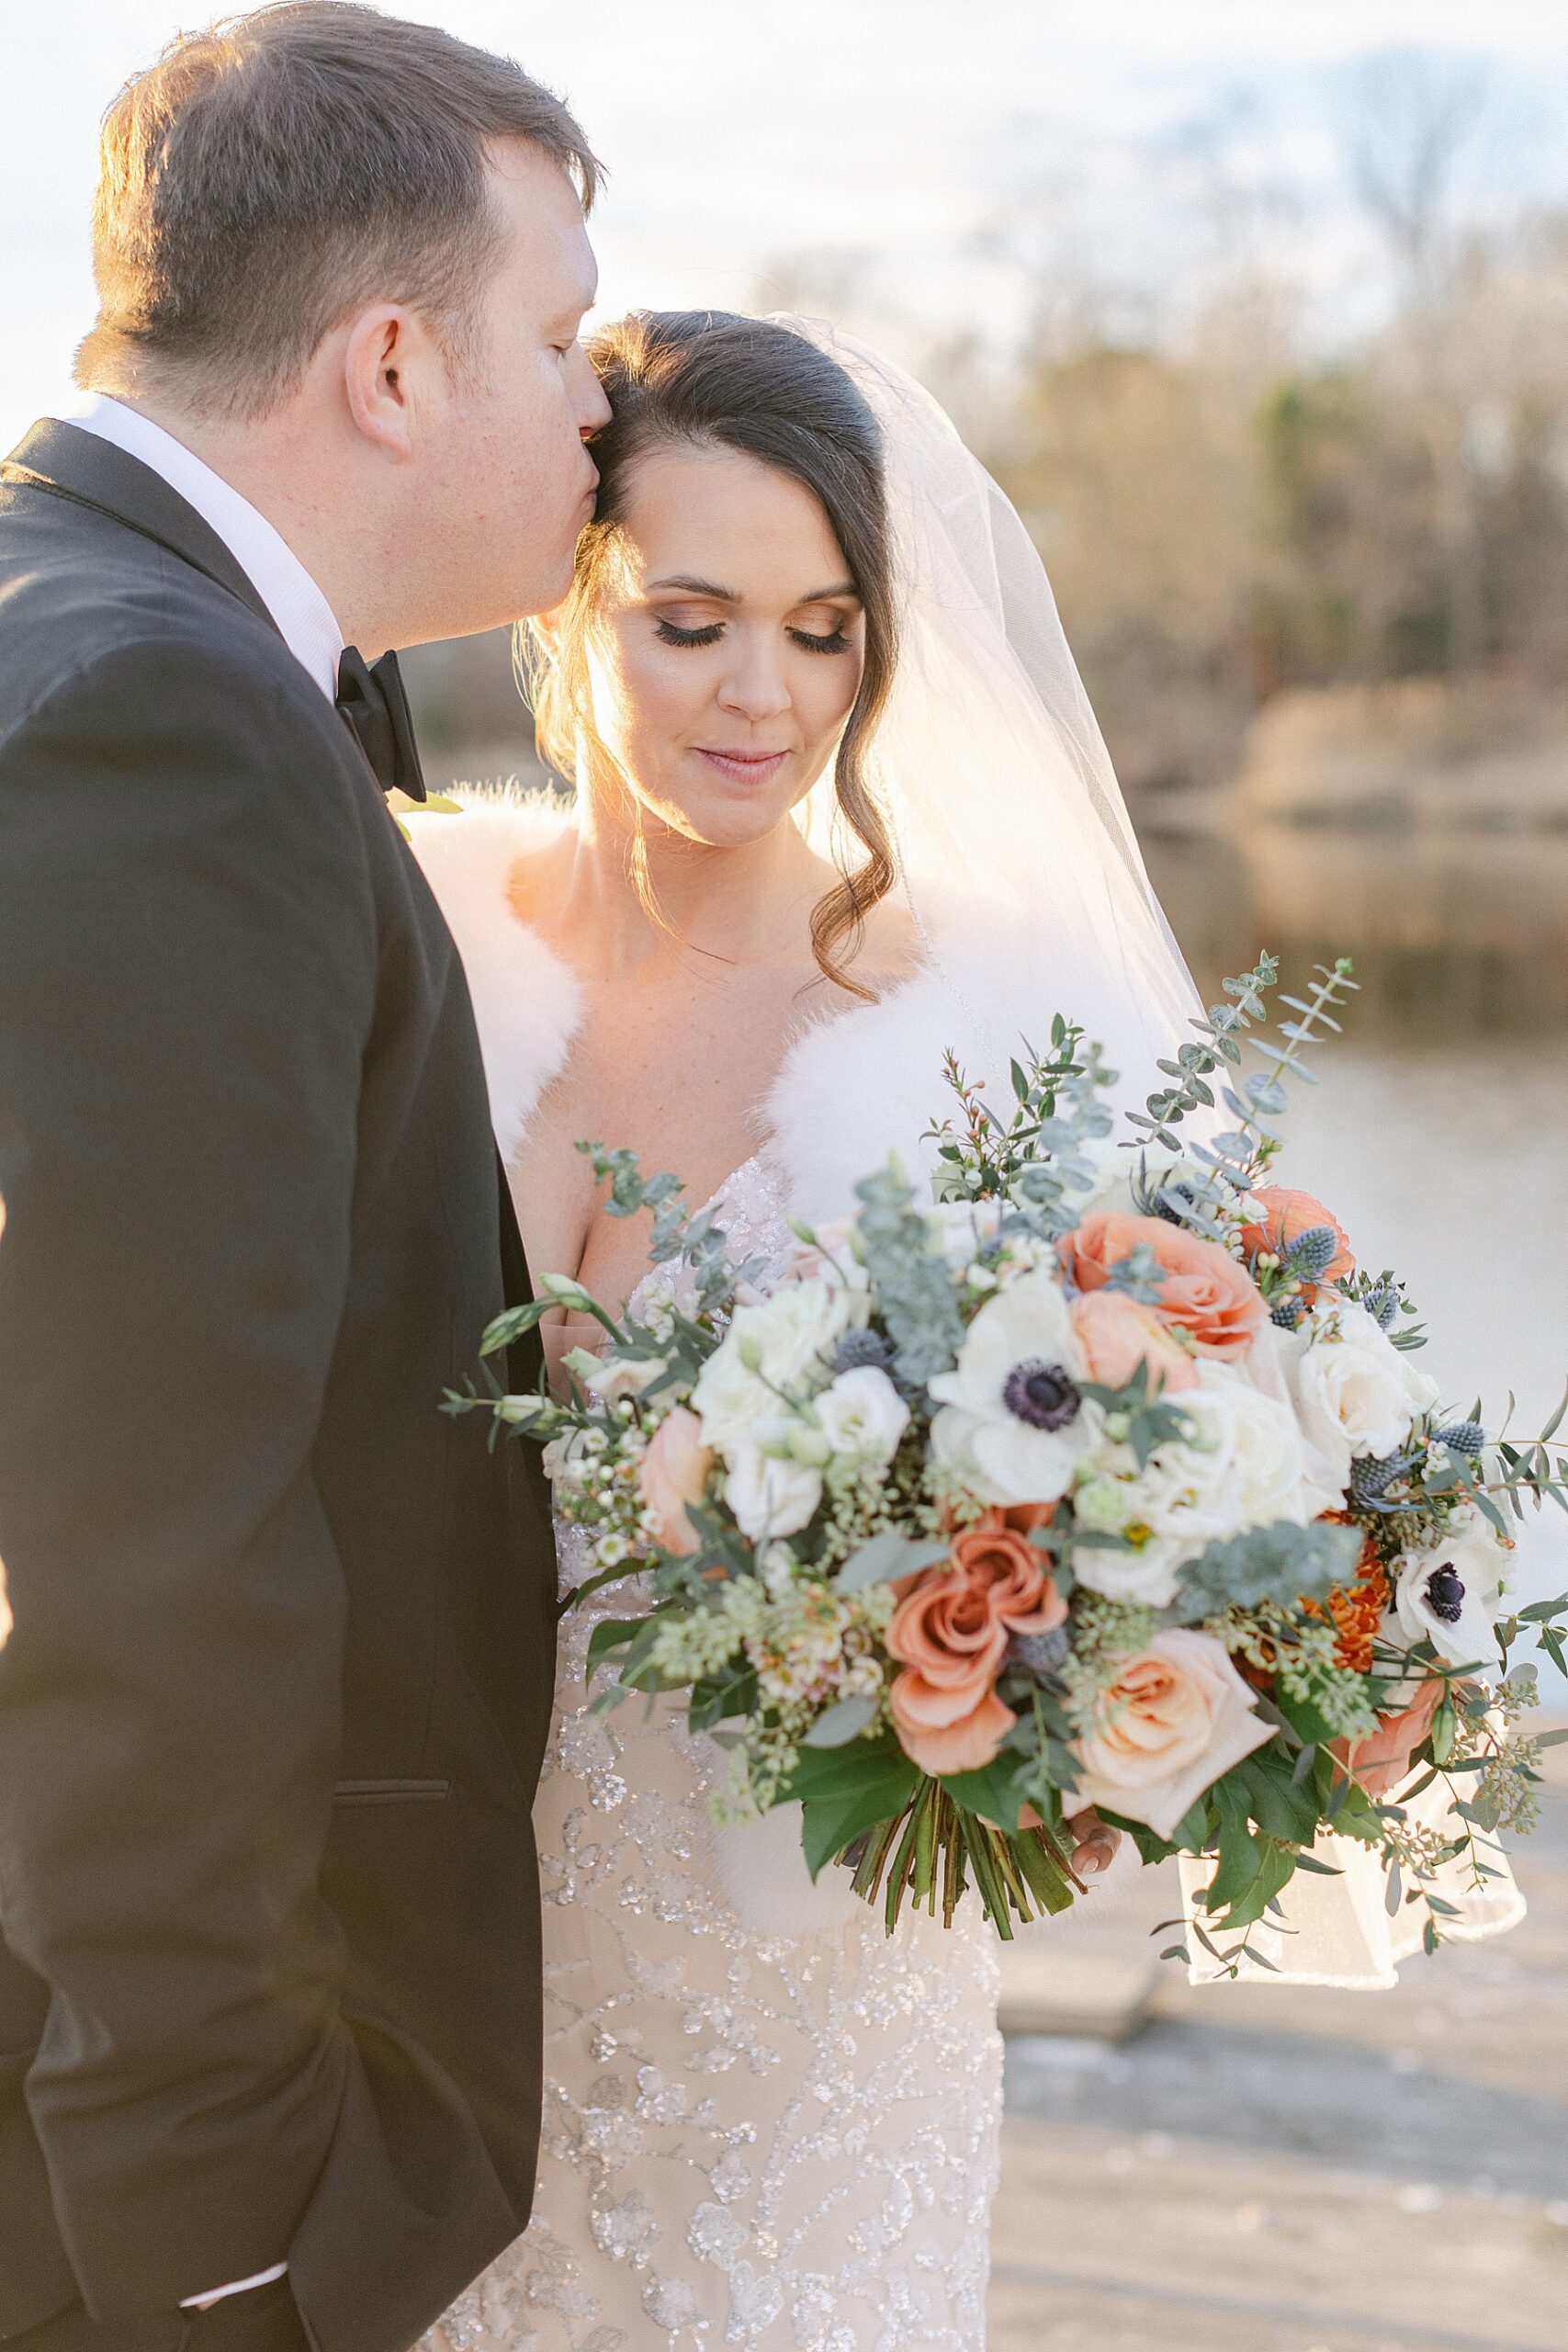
[542,785,824,981]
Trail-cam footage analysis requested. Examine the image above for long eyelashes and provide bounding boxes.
[655,618,724,649]
[654,618,853,656]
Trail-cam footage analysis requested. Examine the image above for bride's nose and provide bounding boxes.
[716,636,792,723]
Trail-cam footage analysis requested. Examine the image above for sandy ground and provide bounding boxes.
[989,1747,1568,2351]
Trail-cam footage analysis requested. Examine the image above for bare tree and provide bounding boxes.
[1346,51,1495,671]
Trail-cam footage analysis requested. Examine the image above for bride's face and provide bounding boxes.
[586,445,866,848]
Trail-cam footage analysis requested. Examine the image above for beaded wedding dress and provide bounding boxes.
[421,1140,1002,2352]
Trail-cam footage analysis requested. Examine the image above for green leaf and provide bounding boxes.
[584,1617,644,1679]
[793,1752,922,1879]
[941,1757,1028,1834]
[802,1693,881,1749]
[836,1531,950,1594]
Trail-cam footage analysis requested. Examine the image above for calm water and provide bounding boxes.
[1145,823,1568,1630]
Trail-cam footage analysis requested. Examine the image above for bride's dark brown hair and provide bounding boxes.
[523,311,898,998]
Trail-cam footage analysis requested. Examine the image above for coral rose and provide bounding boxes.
[1061,1212,1265,1361]
[1070,1628,1274,1838]
[1240,1186,1354,1293]
[637,1407,713,1555]
[886,1572,1012,1775]
[949,1515,1067,1635]
[1332,1676,1444,1801]
[886,1518,1068,1773]
[1070,1288,1200,1396]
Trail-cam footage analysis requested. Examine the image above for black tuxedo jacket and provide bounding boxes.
[0,423,556,2352]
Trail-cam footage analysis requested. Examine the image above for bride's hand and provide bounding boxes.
[1066,1807,1122,1881]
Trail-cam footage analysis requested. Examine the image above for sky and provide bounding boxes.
[6,2,1568,447]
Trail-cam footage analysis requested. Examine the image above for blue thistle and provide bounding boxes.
[1362,1278,1400,1332]
[1349,1451,1412,1503]
[1015,1627,1071,1675]
[1434,1419,1484,1457]
[1270,1297,1308,1330]
[1280,1225,1340,1281]
[830,1329,895,1376]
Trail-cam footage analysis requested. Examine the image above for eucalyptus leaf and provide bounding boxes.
[802,1693,881,1748]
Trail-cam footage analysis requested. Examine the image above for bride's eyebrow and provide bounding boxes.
[645,575,861,603]
[647,574,735,599]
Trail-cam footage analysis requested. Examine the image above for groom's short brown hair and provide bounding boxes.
[76,2,601,417]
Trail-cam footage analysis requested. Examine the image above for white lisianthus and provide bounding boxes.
[575,1351,670,1405]
[814,1365,910,1465]
[691,1278,853,1452]
[1282,1303,1441,1498]
[724,1443,823,1542]
[1392,1509,1512,1673]
[928,1269,1090,1507]
[1071,1365,1310,1607]
[1077,1138,1205,1222]
[926,1197,1008,1269]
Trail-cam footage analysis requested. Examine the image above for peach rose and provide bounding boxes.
[1240,1186,1355,1295]
[1070,1288,1200,1395]
[1331,1676,1444,1801]
[637,1407,713,1555]
[1070,1627,1274,1838]
[1061,1211,1265,1362]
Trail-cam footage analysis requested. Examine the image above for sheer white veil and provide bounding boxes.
[779,315,1204,1106]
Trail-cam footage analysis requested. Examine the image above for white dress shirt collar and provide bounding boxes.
[57,392,344,702]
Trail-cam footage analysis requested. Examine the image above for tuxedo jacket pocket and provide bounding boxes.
[332,1779,450,1807]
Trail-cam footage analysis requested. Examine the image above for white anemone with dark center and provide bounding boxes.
[929,1269,1093,1507]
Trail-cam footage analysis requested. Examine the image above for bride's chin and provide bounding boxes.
[640,796,793,854]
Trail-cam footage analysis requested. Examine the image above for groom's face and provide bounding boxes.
[402,141,607,639]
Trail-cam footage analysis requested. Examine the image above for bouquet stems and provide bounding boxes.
[838,1781,1083,1939]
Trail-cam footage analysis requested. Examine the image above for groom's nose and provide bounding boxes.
[568,343,612,437]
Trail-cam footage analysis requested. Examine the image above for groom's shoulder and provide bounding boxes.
[0,481,335,758]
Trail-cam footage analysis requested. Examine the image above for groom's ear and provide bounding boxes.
[342,304,422,461]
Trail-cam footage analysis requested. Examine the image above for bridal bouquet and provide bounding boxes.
[452,957,1568,1962]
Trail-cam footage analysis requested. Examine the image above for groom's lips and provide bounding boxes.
[696,748,789,785]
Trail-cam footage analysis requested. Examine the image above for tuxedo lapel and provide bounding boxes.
[2,418,282,641]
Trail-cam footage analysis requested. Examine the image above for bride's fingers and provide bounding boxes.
[1068,1811,1122,1877]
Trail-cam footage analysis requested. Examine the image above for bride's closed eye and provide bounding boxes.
[655,617,725,649]
[788,624,853,655]
[653,617,855,654]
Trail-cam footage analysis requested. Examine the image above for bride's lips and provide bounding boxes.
[696,748,789,786]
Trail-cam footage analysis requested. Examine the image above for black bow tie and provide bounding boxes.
[334,646,427,803]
